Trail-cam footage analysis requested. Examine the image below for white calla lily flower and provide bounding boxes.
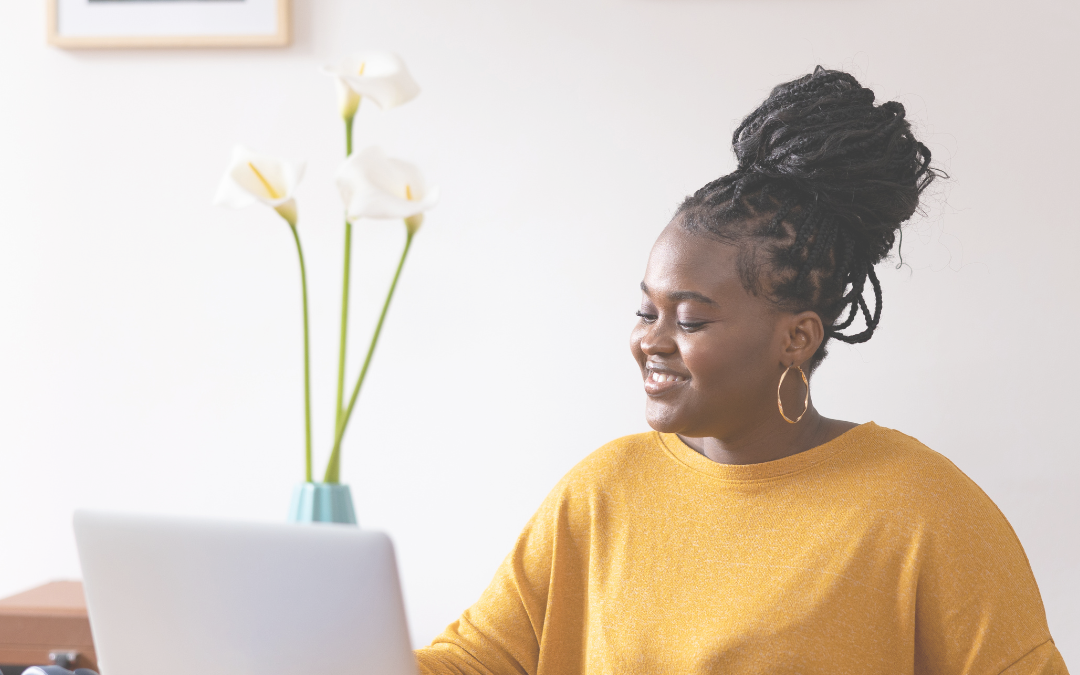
[214,146,306,225]
[322,52,420,115]
[336,146,438,233]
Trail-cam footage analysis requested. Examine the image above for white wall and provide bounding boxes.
[1,0,1077,663]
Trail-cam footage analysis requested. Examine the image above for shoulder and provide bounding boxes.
[530,431,667,521]
[849,423,998,514]
[848,423,1030,559]
[555,431,667,492]
[855,427,1053,667]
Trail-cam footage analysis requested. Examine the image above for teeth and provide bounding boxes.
[650,371,682,383]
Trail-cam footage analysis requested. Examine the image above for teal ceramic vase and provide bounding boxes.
[288,482,358,525]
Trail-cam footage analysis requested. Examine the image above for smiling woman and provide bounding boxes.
[414,68,1070,674]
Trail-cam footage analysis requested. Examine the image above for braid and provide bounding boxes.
[828,267,883,344]
[677,66,942,370]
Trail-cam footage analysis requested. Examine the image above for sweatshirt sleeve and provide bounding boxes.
[414,481,571,675]
[999,640,1070,675]
[910,459,1069,675]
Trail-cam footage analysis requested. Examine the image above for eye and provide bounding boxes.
[678,321,706,332]
[635,310,657,324]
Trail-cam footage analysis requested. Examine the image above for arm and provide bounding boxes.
[414,549,546,675]
[415,482,577,675]
[911,464,1069,675]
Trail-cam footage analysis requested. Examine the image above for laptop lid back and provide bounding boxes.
[74,511,417,675]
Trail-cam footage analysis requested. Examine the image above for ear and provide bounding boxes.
[780,310,825,369]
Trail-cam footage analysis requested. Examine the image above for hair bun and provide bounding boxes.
[731,67,935,265]
[678,67,942,355]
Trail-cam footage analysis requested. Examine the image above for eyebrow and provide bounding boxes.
[640,281,718,306]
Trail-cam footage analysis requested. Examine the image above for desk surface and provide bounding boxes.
[0,582,87,617]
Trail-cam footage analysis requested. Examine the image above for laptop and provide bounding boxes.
[73,510,418,675]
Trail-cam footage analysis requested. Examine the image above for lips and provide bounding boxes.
[643,365,690,395]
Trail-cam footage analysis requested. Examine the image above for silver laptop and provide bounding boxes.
[73,510,418,675]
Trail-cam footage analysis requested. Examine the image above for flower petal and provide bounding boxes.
[325,52,420,111]
[337,146,439,221]
[215,145,306,210]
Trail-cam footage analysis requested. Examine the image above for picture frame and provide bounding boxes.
[47,0,291,49]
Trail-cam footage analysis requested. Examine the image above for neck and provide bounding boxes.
[678,403,846,465]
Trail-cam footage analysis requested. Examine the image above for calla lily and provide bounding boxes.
[214,145,306,226]
[322,52,420,115]
[215,144,314,474]
[325,146,437,483]
[336,146,438,234]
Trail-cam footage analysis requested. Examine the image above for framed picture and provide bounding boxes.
[47,0,291,49]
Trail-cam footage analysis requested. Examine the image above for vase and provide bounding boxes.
[288,482,358,525]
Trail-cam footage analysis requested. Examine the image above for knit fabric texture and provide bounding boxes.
[416,423,1068,674]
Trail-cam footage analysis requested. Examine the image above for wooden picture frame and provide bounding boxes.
[47,0,291,49]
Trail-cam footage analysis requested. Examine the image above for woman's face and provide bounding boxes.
[629,221,791,439]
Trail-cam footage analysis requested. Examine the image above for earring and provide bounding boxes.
[777,364,809,424]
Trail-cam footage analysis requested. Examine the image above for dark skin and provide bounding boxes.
[629,220,857,465]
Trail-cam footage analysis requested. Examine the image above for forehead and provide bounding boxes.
[643,222,747,300]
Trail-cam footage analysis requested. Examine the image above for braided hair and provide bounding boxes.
[678,66,940,370]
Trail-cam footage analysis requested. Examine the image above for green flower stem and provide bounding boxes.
[334,115,356,441]
[335,220,353,436]
[345,113,355,156]
[323,228,415,483]
[289,222,314,482]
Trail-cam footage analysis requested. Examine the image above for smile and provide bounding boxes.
[649,371,685,383]
[644,367,690,395]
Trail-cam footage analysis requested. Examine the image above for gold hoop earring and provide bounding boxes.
[777,364,809,424]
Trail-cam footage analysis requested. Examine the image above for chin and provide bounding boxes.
[644,404,688,434]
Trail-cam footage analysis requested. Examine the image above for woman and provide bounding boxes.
[415,68,1068,674]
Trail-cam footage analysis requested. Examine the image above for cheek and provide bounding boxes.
[681,330,771,390]
[679,338,726,384]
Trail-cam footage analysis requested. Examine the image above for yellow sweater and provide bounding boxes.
[416,423,1068,674]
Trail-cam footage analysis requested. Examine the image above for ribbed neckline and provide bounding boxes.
[656,422,878,483]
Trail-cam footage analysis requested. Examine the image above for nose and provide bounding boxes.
[638,319,677,356]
